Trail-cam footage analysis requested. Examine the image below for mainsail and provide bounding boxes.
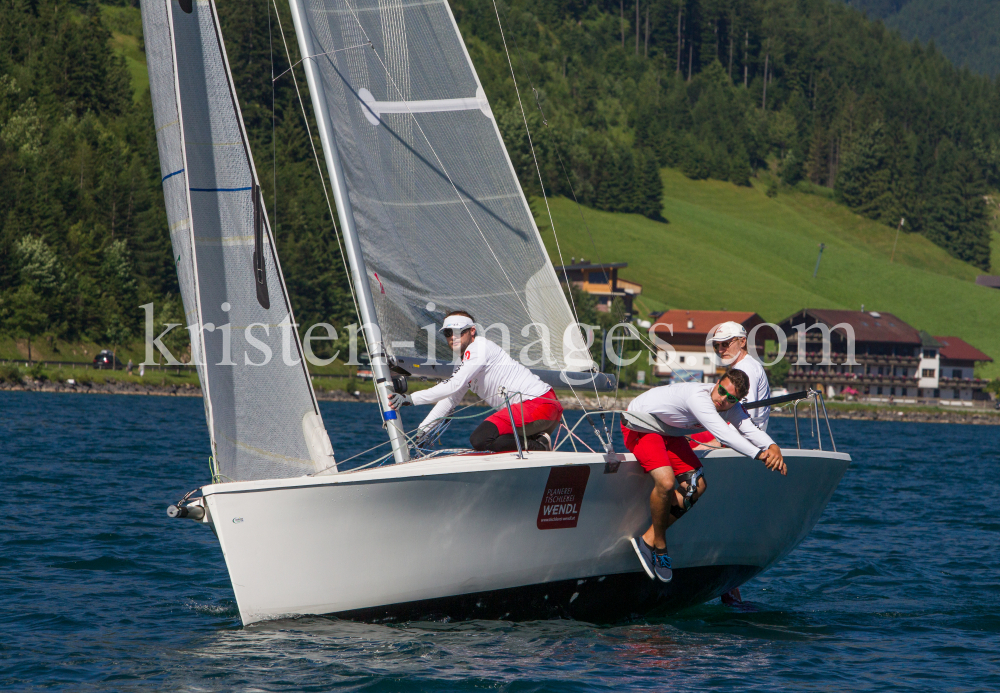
[287,0,592,371]
[142,0,335,481]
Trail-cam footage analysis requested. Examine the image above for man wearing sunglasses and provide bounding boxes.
[387,311,563,452]
[622,369,785,582]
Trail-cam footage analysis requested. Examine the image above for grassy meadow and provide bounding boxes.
[539,168,1000,379]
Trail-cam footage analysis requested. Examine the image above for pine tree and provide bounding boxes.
[924,144,992,270]
[836,122,899,225]
[640,152,665,219]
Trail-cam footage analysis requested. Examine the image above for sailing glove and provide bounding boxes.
[388,392,413,409]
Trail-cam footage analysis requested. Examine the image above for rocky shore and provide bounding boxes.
[770,405,1000,425]
[2,379,997,425]
[0,378,205,397]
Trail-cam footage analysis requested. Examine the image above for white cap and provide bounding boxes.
[710,321,747,341]
[440,314,475,332]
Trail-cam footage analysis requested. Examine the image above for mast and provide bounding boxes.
[286,0,410,464]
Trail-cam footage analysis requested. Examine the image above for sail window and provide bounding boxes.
[252,184,270,309]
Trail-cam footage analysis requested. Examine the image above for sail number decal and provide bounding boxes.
[537,465,591,530]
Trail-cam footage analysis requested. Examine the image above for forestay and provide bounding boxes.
[290,0,592,372]
[142,0,335,481]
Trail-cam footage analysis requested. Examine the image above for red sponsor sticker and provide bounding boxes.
[536,465,591,530]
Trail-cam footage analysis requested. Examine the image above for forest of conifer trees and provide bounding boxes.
[0,0,997,350]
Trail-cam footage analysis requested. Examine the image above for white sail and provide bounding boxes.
[142,0,335,481]
[288,0,592,371]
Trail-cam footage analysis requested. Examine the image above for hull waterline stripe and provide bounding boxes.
[247,565,763,626]
[162,168,185,182]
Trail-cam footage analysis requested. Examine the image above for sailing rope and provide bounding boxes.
[488,2,668,417]
[309,397,495,475]
[335,0,535,327]
[267,1,277,253]
[271,0,390,444]
[271,0,658,454]
[490,0,623,448]
[271,42,372,83]
[314,391,623,474]
[269,0,364,333]
[495,11,606,311]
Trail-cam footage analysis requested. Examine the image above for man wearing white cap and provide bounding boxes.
[388,310,563,452]
[710,320,771,431]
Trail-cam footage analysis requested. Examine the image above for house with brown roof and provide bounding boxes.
[777,309,923,399]
[934,336,993,402]
[777,309,994,403]
[552,261,642,319]
[650,310,773,382]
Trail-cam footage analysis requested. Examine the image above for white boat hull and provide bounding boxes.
[199,449,850,625]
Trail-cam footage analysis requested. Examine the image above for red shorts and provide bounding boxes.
[486,389,564,435]
[621,422,703,475]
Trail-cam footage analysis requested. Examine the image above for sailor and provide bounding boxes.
[712,321,771,430]
[622,369,785,583]
[387,311,564,452]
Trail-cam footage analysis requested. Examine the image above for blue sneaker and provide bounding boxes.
[630,537,655,580]
[652,547,672,583]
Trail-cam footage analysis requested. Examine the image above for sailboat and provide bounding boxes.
[143,0,850,625]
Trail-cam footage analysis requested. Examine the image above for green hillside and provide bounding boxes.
[101,5,149,101]
[539,167,1000,379]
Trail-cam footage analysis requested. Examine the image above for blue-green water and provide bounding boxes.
[2,391,999,691]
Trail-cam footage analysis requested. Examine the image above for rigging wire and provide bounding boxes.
[269,0,363,331]
[336,0,537,329]
[274,0,651,450]
[490,0,626,446]
[267,0,276,242]
[271,42,373,83]
[488,0,588,376]
[488,3,667,393]
[270,0,390,445]
[277,0,543,447]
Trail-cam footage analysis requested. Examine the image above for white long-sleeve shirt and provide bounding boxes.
[627,382,775,459]
[734,354,771,431]
[411,337,551,430]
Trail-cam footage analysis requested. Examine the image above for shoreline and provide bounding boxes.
[2,379,998,425]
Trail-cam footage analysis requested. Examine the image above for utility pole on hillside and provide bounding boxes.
[813,243,826,278]
[890,218,905,263]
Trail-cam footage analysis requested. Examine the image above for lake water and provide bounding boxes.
[2,391,999,691]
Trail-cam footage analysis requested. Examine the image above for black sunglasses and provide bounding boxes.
[442,327,472,339]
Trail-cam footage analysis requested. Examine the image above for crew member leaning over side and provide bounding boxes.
[622,369,786,583]
[388,311,564,452]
